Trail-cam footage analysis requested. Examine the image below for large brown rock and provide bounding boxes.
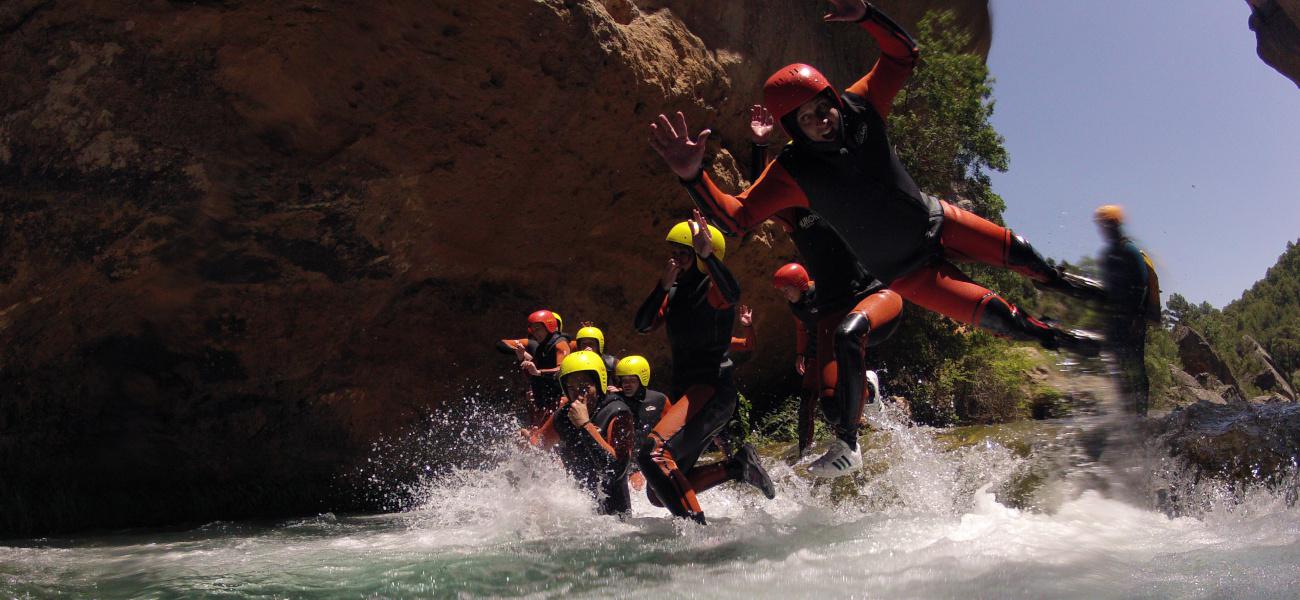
[1173,325,1239,389]
[1152,400,1300,487]
[1243,334,1296,400]
[1248,0,1300,88]
[0,1,990,534]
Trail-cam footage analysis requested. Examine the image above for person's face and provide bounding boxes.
[619,375,642,396]
[1096,221,1121,242]
[796,95,840,142]
[778,285,804,303]
[563,372,598,401]
[576,338,599,352]
[669,244,695,271]
[528,322,549,341]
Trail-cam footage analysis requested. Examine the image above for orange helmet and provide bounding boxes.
[763,63,841,134]
[1094,204,1125,225]
[772,263,813,292]
[527,310,559,334]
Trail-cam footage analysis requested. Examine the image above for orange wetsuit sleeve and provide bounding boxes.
[845,11,919,117]
[795,318,810,357]
[604,414,635,464]
[730,323,756,353]
[529,397,569,448]
[682,160,808,235]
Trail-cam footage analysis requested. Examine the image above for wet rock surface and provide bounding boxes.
[1151,400,1300,485]
[0,0,988,535]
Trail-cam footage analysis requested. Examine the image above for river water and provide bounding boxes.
[3,400,1298,599]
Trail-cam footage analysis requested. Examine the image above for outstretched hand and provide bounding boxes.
[749,105,774,143]
[690,209,714,259]
[649,111,711,180]
[738,304,753,327]
[824,0,869,22]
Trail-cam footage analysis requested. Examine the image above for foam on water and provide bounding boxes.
[2,401,1298,598]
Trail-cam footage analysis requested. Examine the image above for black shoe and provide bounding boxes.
[1055,327,1103,358]
[731,443,776,499]
[1033,269,1106,303]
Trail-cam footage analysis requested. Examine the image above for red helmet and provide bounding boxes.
[763,63,840,128]
[527,310,559,334]
[772,263,813,292]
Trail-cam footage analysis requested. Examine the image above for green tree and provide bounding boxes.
[871,10,1031,424]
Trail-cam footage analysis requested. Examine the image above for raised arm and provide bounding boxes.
[650,111,804,235]
[843,2,920,117]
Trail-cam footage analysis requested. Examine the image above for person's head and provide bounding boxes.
[527,309,559,341]
[772,262,813,303]
[1094,204,1125,241]
[614,355,651,397]
[763,63,843,144]
[559,350,607,401]
[665,221,726,272]
[575,326,605,354]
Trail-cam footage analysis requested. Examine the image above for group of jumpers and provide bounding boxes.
[499,0,1156,524]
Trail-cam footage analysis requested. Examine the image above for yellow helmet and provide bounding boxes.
[559,350,607,392]
[575,326,605,354]
[552,311,565,333]
[1094,204,1125,225]
[614,355,651,388]
[665,221,726,265]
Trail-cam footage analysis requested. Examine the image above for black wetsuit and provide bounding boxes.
[1101,235,1151,415]
[551,394,634,515]
[632,255,741,522]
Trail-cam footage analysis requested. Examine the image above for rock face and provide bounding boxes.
[1173,325,1239,390]
[0,1,990,535]
[1243,334,1296,400]
[1248,0,1300,87]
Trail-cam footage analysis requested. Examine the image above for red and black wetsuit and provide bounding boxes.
[496,332,571,426]
[632,254,741,522]
[531,393,636,515]
[686,10,1095,401]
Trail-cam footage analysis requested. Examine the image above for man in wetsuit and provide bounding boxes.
[574,325,622,394]
[633,212,774,522]
[528,350,636,515]
[650,0,1103,475]
[497,310,571,427]
[773,263,891,459]
[1095,204,1156,416]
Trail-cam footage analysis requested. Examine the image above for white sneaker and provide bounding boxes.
[864,370,880,404]
[808,438,862,478]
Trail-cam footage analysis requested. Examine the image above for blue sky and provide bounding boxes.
[986,0,1300,308]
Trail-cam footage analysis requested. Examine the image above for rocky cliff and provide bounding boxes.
[0,0,989,534]
[1249,0,1300,87]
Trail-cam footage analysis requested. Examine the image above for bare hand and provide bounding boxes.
[690,209,714,259]
[520,360,540,376]
[580,320,596,328]
[648,111,712,180]
[738,304,753,327]
[567,398,591,427]
[795,355,807,376]
[824,0,869,22]
[607,385,621,394]
[661,257,682,290]
[749,104,775,143]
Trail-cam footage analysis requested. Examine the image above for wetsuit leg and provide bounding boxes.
[939,202,1105,301]
[891,261,1098,356]
[796,358,821,456]
[599,473,631,515]
[832,290,903,450]
[637,382,738,522]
